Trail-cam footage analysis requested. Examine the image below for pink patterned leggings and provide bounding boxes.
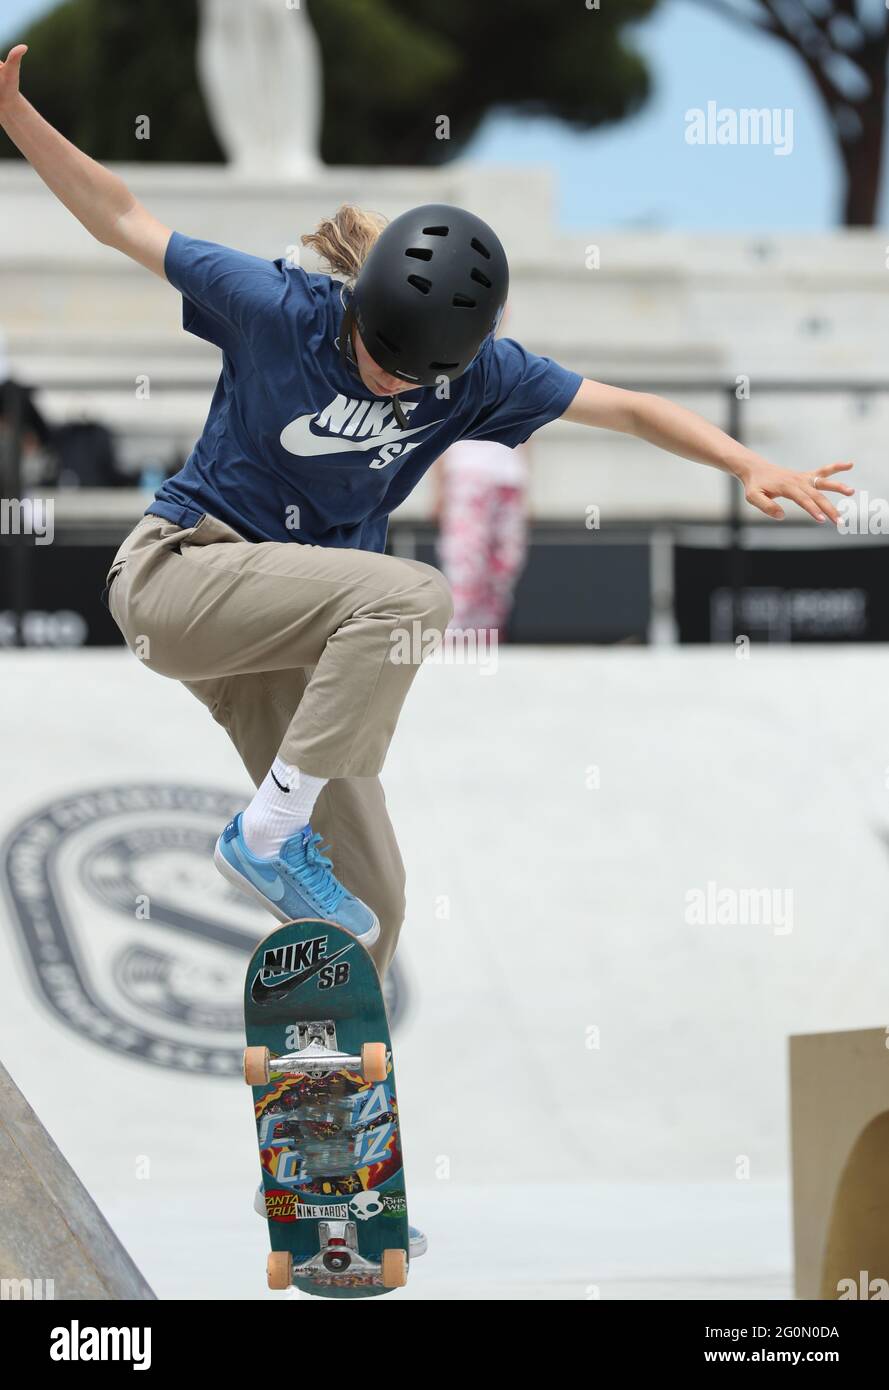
[438,474,527,636]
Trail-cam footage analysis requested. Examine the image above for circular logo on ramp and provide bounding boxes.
[1,784,409,1075]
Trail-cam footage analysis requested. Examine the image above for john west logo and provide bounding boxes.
[280,393,438,471]
[1,785,408,1076]
[251,934,352,1004]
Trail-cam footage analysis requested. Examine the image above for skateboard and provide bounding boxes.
[243,918,410,1298]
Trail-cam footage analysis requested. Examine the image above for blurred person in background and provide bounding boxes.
[0,382,126,491]
[0,325,55,490]
[434,436,528,639]
[0,326,126,490]
[54,418,123,488]
[434,305,529,639]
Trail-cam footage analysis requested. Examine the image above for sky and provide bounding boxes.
[3,0,887,230]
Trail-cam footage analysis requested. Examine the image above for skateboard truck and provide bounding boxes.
[268,1221,408,1291]
[243,1020,388,1087]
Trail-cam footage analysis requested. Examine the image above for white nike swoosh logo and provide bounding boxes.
[280,414,438,457]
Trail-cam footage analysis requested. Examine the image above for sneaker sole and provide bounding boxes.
[213,841,381,948]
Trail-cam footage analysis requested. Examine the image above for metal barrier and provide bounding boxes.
[2,377,888,646]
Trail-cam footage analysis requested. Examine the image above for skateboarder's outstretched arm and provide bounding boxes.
[560,376,854,526]
[0,44,171,279]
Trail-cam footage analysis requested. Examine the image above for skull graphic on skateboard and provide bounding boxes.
[243,918,410,1297]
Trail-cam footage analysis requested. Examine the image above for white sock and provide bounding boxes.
[241,757,328,859]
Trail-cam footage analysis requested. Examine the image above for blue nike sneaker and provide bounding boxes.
[214,814,379,946]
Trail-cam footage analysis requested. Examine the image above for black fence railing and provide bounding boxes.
[2,376,887,647]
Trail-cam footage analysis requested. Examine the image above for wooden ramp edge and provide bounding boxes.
[0,1061,156,1299]
[790,1027,889,1300]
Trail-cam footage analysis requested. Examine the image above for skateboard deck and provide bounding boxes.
[243,918,410,1298]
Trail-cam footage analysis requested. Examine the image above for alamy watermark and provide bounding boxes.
[1,1276,55,1300]
[685,102,793,157]
[836,1270,889,1300]
[389,619,498,675]
[1,497,54,544]
[836,491,889,535]
[685,881,793,935]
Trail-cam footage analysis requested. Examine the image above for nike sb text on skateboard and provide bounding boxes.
[243,918,410,1297]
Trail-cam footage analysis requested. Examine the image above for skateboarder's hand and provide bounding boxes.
[0,46,28,112]
[738,459,854,525]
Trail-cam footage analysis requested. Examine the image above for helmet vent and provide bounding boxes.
[452,293,476,308]
[376,330,400,353]
[407,274,432,295]
[430,361,459,370]
[422,225,449,236]
[470,237,491,259]
[406,248,433,261]
[470,268,492,288]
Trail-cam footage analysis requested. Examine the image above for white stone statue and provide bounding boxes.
[196,0,322,178]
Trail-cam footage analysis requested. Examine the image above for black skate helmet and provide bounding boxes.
[342,203,509,390]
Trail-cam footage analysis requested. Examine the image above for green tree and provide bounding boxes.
[1,0,654,165]
[698,0,889,225]
[308,0,655,166]
[1,0,224,162]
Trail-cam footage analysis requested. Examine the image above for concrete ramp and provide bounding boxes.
[0,1061,155,1300]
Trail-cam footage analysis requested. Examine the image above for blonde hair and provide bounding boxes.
[301,204,388,285]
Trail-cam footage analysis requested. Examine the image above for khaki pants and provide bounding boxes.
[106,513,453,976]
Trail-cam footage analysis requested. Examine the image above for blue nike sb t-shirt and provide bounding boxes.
[149,233,582,551]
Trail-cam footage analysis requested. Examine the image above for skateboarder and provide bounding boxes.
[0,41,855,1260]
